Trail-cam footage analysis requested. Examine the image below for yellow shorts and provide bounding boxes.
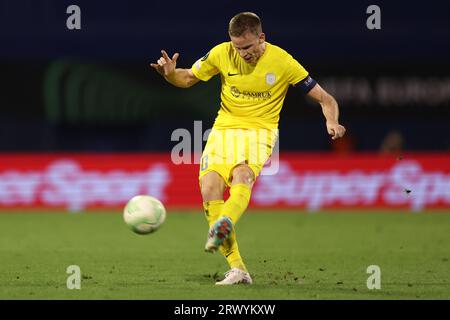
[199,128,278,187]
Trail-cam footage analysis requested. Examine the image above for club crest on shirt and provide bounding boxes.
[266,73,276,85]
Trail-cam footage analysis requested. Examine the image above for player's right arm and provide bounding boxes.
[150,50,200,88]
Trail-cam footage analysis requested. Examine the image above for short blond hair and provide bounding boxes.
[228,12,262,37]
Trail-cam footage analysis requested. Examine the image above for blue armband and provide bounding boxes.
[295,76,317,94]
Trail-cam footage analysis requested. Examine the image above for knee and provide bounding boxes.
[201,183,221,201]
[232,165,255,187]
[200,175,226,201]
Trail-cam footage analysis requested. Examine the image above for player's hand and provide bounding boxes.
[150,50,179,77]
[326,121,346,140]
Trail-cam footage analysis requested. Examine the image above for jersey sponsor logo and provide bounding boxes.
[230,86,272,100]
[230,86,241,98]
[265,73,276,85]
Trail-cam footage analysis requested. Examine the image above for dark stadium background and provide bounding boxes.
[1,0,448,152]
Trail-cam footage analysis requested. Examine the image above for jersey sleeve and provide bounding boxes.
[285,54,309,86]
[191,44,222,82]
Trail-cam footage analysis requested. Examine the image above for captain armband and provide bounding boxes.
[295,75,317,94]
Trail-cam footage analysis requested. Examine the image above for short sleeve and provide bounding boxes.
[191,44,221,82]
[286,54,309,86]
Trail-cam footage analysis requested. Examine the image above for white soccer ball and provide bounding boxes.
[123,195,166,235]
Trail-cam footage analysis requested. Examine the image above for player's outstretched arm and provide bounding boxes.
[307,83,346,140]
[150,50,200,88]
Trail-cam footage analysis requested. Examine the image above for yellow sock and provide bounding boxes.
[221,183,252,225]
[219,230,248,272]
[203,199,248,273]
[203,200,223,227]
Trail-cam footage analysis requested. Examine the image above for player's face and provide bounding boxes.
[230,31,266,64]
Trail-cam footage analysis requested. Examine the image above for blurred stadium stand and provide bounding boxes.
[0,0,449,152]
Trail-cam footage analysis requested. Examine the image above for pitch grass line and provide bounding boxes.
[0,211,449,299]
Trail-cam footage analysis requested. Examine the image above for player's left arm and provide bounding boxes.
[306,82,346,140]
[288,56,346,140]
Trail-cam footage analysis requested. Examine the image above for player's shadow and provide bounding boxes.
[185,272,223,285]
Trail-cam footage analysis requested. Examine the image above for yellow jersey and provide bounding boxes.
[191,41,309,129]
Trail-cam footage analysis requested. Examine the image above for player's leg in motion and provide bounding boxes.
[200,171,227,249]
[201,170,252,283]
[203,165,253,253]
[202,165,254,284]
[200,171,226,229]
[223,164,254,225]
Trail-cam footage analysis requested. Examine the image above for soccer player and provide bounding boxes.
[150,12,346,285]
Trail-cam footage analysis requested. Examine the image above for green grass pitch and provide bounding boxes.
[0,211,449,299]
